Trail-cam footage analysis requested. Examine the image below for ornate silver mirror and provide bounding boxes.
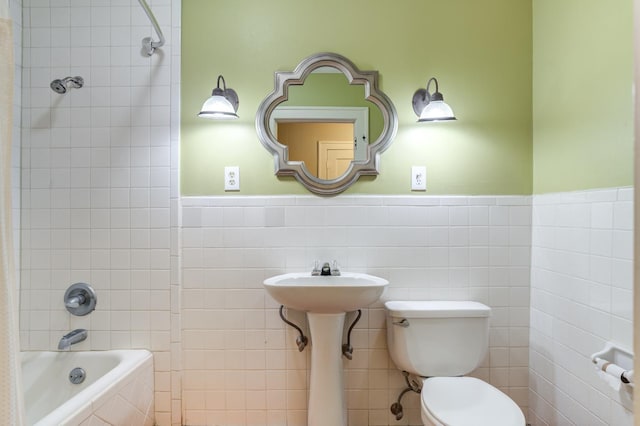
[256,52,398,195]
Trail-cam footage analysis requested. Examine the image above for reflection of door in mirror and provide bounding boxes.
[277,122,354,178]
[270,106,368,162]
[270,69,381,164]
[317,141,354,179]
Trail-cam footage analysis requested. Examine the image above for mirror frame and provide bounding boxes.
[255,52,398,195]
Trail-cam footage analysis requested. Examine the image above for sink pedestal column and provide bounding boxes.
[306,312,347,426]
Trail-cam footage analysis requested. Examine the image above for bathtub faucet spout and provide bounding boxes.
[58,329,88,350]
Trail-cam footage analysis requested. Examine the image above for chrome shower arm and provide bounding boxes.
[137,0,165,56]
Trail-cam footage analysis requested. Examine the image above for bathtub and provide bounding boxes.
[21,350,154,426]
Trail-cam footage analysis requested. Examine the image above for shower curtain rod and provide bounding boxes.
[137,0,165,56]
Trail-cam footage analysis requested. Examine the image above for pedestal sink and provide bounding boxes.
[264,272,388,426]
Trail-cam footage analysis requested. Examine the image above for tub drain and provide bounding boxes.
[69,367,86,384]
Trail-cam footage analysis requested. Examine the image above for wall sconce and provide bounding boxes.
[198,75,239,119]
[412,77,456,122]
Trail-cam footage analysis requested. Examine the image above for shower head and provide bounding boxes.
[50,79,67,94]
[50,76,84,94]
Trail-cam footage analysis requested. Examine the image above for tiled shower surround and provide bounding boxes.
[19,0,181,424]
[180,195,532,425]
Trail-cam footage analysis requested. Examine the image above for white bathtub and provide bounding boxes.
[21,350,154,426]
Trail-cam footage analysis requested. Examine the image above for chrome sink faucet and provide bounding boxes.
[58,329,88,350]
[311,260,341,276]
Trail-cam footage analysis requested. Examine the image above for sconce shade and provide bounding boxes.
[198,94,238,119]
[418,100,456,122]
[412,77,456,122]
[198,75,239,120]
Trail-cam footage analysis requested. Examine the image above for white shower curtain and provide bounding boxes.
[0,1,26,424]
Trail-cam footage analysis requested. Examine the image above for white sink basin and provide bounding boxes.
[263,272,388,313]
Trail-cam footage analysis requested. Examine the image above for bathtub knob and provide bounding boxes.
[65,294,85,308]
[64,283,97,316]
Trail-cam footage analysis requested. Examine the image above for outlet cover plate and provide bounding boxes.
[224,166,240,191]
[411,166,426,191]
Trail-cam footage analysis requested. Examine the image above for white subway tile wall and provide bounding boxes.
[180,195,531,425]
[529,188,634,426]
[19,0,179,424]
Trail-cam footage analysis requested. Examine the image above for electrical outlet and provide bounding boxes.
[224,166,240,191]
[411,166,426,191]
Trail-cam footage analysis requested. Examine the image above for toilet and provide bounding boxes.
[385,300,525,426]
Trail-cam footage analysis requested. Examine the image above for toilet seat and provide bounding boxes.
[420,377,525,426]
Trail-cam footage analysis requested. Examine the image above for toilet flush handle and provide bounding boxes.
[392,318,410,328]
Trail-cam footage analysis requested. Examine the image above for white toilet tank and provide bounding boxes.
[385,301,491,377]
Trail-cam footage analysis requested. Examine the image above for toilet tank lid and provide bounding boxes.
[384,301,490,318]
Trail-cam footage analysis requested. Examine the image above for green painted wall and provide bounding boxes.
[182,0,532,195]
[532,0,633,193]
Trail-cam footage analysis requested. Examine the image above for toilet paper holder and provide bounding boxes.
[591,342,634,386]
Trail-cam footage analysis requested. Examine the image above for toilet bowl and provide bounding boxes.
[421,377,524,426]
[384,301,525,426]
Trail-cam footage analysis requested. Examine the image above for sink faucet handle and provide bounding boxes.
[311,260,321,276]
[331,260,341,276]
